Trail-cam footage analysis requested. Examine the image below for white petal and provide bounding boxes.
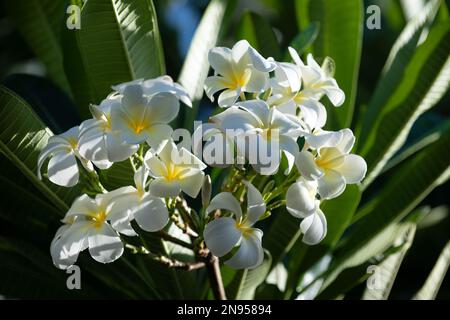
[204,76,228,102]
[178,170,205,198]
[145,124,173,151]
[48,150,79,187]
[225,229,264,269]
[279,136,299,174]
[105,131,139,162]
[88,223,124,264]
[299,99,327,130]
[110,107,147,144]
[237,100,270,127]
[37,142,67,180]
[286,180,317,218]
[144,150,167,177]
[121,84,147,121]
[295,151,323,181]
[142,76,192,107]
[321,78,345,106]
[218,89,240,107]
[204,217,241,257]
[208,47,233,78]
[231,40,251,66]
[243,181,266,225]
[335,154,367,184]
[317,169,346,200]
[63,194,97,222]
[206,192,242,219]
[247,46,277,72]
[134,165,149,191]
[288,47,305,67]
[301,209,327,245]
[133,194,169,232]
[274,62,302,92]
[147,92,180,123]
[335,128,355,154]
[244,69,269,93]
[305,129,343,150]
[149,178,181,198]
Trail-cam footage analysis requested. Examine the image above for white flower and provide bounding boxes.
[203,181,265,269]
[38,126,93,187]
[288,48,345,107]
[295,129,367,200]
[286,178,327,245]
[111,84,179,150]
[210,100,302,175]
[204,40,276,107]
[144,139,207,198]
[78,95,139,166]
[112,76,192,108]
[109,166,169,233]
[50,192,129,269]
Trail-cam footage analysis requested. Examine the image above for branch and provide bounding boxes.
[206,252,227,300]
[156,230,194,250]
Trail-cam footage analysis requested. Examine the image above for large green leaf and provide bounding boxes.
[361,224,416,300]
[295,0,364,129]
[236,11,281,59]
[225,251,272,300]
[359,10,450,185]
[5,0,71,94]
[63,0,165,117]
[0,86,81,211]
[322,127,450,289]
[413,241,450,300]
[178,0,228,129]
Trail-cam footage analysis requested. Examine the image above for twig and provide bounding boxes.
[156,230,194,250]
[206,252,227,300]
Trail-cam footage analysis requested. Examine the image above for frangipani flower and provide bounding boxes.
[144,139,207,198]
[210,100,302,175]
[204,181,265,269]
[50,192,130,269]
[295,129,367,200]
[112,76,192,108]
[286,178,327,245]
[111,84,179,150]
[204,40,276,107]
[109,166,169,233]
[78,95,139,165]
[288,48,345,107]
[38,126,93,187]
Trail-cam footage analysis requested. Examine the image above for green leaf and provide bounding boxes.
[295,0,364,129]
[236,11,281,59]
[285,22,320,60]
[0,86,81,212]
[322,127,450,289]
[358,2,449,185]
[5,0,72,94]
[178,0,228,129]
[225,251,272,300]
[63,0,165,117]
[413,241,450,300]
[361,224,416,300]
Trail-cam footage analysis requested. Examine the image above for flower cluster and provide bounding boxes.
[39,40,366,271]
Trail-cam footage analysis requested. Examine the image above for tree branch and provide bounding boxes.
[206,252,227,300]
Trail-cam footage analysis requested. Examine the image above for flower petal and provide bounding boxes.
[247,46,277,72]
[145,123,173,151]
[208,47,233,78]
[149,177,181,198]
[48,150,79,187]
[147,92,180,123]
[133,194,169,232]
[204,217,241,257]
[243,181,266,226]
[204,76,228,102]
[295,151,323,181]
[218,88,240,107]
[300,208,327,245]
[225,229,264,269]
[178,170,205,198]
[88,223,124,264]
[105,131,139,162]
[286,180,318,218]
[335,154,367,184]
[317,169,346,200]
[206,192,242,220]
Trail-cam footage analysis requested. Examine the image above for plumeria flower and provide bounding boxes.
[203,181,265,269]
[111,84,179,150]
[78,95,139,166]
[286,178,327,245]
[295,129,367,200]
[109,166,169,233]
[204,40,276,107]
[112,76,192,108]
[50,192,132,269]
[38,126,94,187]
[210,100,303,175]
[288,48,345,107]
[144,139,207,198]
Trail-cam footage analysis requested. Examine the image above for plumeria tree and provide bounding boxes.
[0,0,449,300]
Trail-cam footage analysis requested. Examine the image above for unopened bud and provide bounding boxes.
[202,175,212,209]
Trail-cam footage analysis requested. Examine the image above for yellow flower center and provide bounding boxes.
[67,137,78,150]
[235,219,253,238]
[90,209,107,229]
[315,148,344,170]
[164,163,184,181]
[100,114,112,131]
[227,68,251,90]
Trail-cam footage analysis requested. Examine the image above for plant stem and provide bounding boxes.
[206,252,227,300]
[156,230,194,250]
